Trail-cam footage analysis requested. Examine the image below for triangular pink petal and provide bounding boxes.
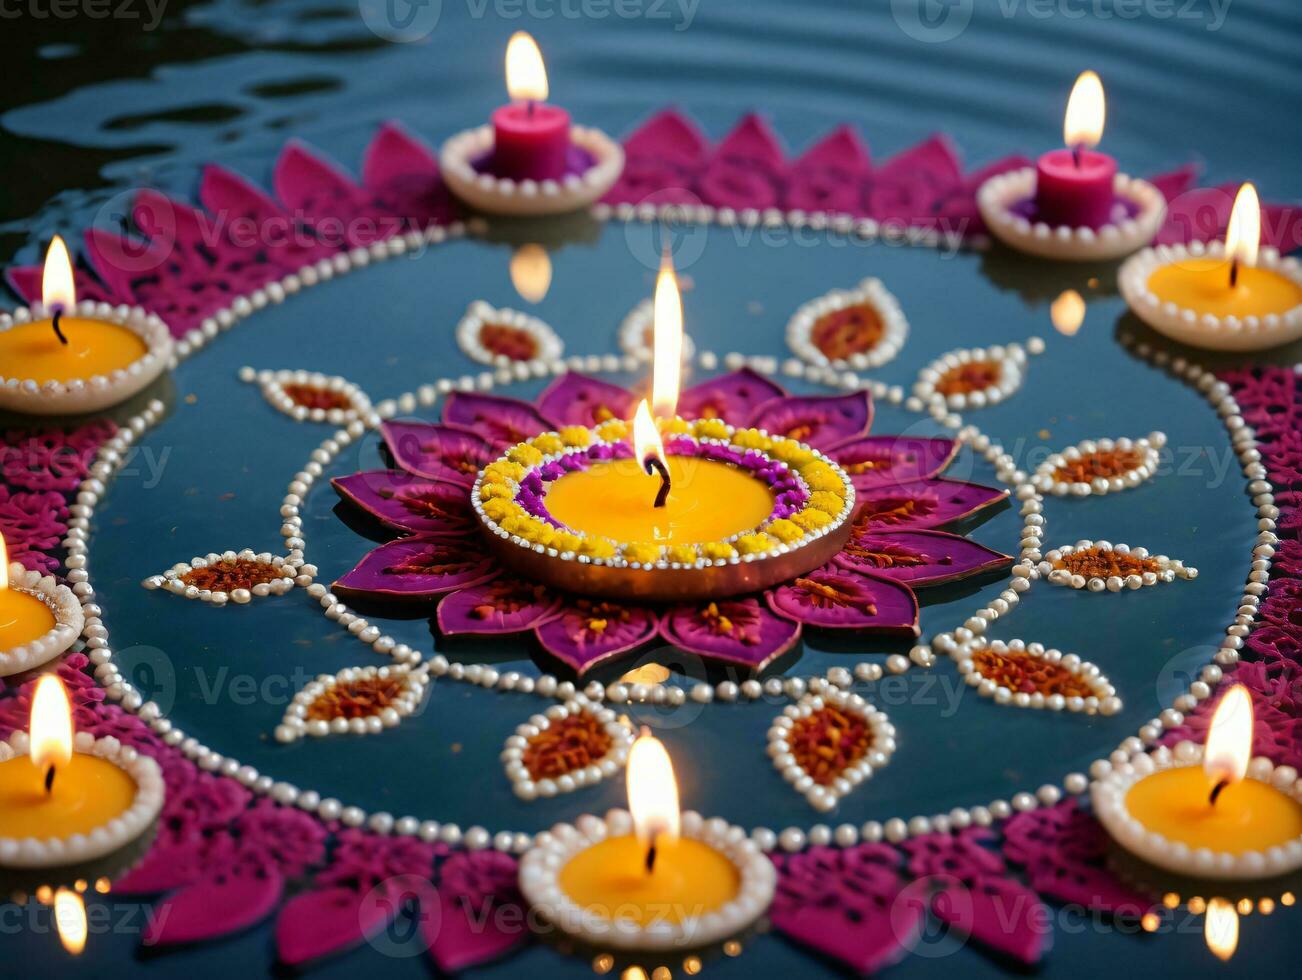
[662,598,801,671]
[276,886,395,966]
[112,842,210,895]
[771,879,925,974]
[1148,163,1200,202]
[85,227,166,300]
[793,125,871,175]
[933,877,1050,965]
[274,141,360,212]
[363,121,440,189]
[200,164,282,222]
[1025,861,1153,918]
[424,888,530,972]
[5,264,41,303]
[875,133,963,185]
[714,113,786,170]
[622,109,711,168]
[535,603,659,674]
[535,372,636,428]
[143,870,283,946]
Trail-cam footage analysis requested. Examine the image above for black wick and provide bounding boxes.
[51,308,68,346]
[645,829,660,874]
[526,100,535,119]
[1229,258,1240,289]
[644,456,671,509]
[1209,777,1230,806]
[1070,143,1083,169]
[45,764,56,796]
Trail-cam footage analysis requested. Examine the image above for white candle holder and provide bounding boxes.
[0,564,84,678]
[0,730,165,869]
[439,124,624,217]
[519,808,776,952]
[1118,241,1302,351]
[0,302,173,415]
[1091,741,1302,881]
[976,168,1165,261]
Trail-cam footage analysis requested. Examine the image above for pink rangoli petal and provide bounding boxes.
[437,579,563,636]
[835,528,1012,586]
[534,601,659,674]
[829,434,958,490]
[662,597,801,672]
[381,421,495,485]
[749,390,874,450]
[441,392,554,449]
[854,477,1008,531]
[677,368,787,422]
[535,372,636,428]
[767,564,919,634]
[333,535,498,602]
[331,470,475,534]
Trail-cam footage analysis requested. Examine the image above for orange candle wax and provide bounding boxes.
[0,587,57,650]
[1146,259,1302,319]
[544,458,773,546]
[1125,766,1302,853]
[558,834,741,925]
[0,753,138,839]
[0,318,148,384]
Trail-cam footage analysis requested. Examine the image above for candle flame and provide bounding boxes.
[505,31,548,103]
[54,888,88,956]
[509,244,552,303]
[42,235,76,312]
[1225,182,1260,272]
[30,674,74,774]
[1203,684,1253,789]
[1204,897,1239,962]
[1063,70,1105,150]
[632,399,667,472]
[651,254,683,418]
[1050,289,1086,336]
[0,532,9,591]
[627,728,680,845]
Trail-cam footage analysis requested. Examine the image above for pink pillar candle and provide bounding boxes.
[1034,148,1117,229]
[491,102,571,182]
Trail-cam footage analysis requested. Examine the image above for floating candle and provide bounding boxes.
[0,538,57,651]
[1093,685,1302,879]
[491,32,571,181]
[1034,71,1117,228]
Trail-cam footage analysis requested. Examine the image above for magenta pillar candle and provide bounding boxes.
[491,102,571,181]
[1034,148,1118,228]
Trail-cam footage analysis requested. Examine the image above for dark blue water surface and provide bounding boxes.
[3,1,1301,977]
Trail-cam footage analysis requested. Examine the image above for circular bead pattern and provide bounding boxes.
[455,300,563,368]
[502,698,634,801]
[0,562,84,677]
[785,277,908,370]
[0,301,174,416]
[0,730,165,869]
[518,808,776,951]
[1118,241,1302,351]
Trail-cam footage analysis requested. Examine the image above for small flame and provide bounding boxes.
[1051,289,1086,336]
[0,532,9,591]
[509,244,552,303]
[1204,684,1253,789]
[626,728,680,845]
[1225,182,1260,272]
[1204,897,1239,962]
[54,888,88,956]
[505,32,548,103]
[651,255,683,418]
[42,235,76,313]
[632,399,667,472]
[30,675,74,775]
[1063,71,1105,150]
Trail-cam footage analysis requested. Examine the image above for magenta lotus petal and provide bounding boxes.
[381,421,495,485]
[783,126,872,215]
[662,598,801,672]
[274,141,363,219]
[332,471,475,534]
[276,886,394,966]
[604,109,710,206]
[767,565,919,634]
[534,601,659,674]
[867,134,964,227]
[334,536,498,602]
[437,579,563,636]
[360,122,458,227]
[698,114,786,212]
[854,477,1008,531]
[441,392,554,448]
[830,434,958,490]
[677,367,787,422]
[536,372,636,427]
[933,877,1050,965]
[835,528,1012,586]
[144,870,284,946]
[748,390,873,450]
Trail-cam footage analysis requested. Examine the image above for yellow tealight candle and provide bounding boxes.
[0,317,148,385]
[0,537,57,650]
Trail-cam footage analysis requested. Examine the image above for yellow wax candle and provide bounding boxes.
[1125,766,1302,853]
[0,318,148,384]
[544,458,773,546]
[0,587,57,650]
[558,834,741,925]
[1147,259,1302,319]
[0,753,138,839]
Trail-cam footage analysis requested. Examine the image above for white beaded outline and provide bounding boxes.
[0,562,84,677]
[455,299,563,368]
[502,697,634,802]
[785,277,908,371]
[976,168,1165,262]
[1029,433,1163,498]
[1039,540,1198,593]
[275,663,429,743]
[141,550,303,607]
[1118,241,1302,351]
[951,638,1121,715]
[0,730,164,869]
[238,367,373,425]
[1091,740,1302,880]
[768,688,896,812]
[518,807,776,951]
[911,342,1035,412]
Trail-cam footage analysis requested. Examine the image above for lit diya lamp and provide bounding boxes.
[977,70,1164,261]
[440,32,624,215]
[471,259,855,602]
[0,236,172,415]
[519,728,776,951]
[0,676,163,871]
[0,536,83,678]
[1092,685,1302,880]
[1119,182,1302,350]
